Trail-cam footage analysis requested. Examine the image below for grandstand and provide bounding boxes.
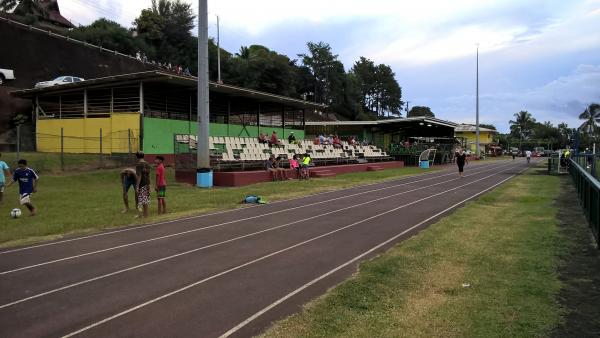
[174,135,389,171]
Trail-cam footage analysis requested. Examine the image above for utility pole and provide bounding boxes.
[475,44,480,157]
[405,101,410,116]
[197,0,212,187]
[217,15,222,84]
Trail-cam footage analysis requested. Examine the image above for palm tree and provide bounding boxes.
[578,103,600,134]
[237,46,250,59]
[509,111,535,139]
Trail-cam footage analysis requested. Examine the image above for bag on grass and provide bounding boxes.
[242,195,267,204]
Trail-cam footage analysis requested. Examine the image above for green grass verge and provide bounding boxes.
[262,168,565,338]
[0,152,114,174]
[0,166,431,247]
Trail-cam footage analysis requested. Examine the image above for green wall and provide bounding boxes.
[143,117,305,154]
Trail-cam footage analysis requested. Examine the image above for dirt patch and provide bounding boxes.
[551,176,600,338]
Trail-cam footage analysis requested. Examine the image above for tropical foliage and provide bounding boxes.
[407,106,435,118]
[17,0,403,121]
[578,103,600,134]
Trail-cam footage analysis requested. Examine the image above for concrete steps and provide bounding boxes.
[311,169,337,178]
[366,165,385,172]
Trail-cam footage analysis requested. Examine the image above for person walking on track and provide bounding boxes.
[455,148,468,177]
[525,150,532,164]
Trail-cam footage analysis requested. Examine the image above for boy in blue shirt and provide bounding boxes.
[0,153,10,203]
[7,159,39,216]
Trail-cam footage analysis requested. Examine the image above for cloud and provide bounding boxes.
[54,0,600,132]
[431,64,600,132]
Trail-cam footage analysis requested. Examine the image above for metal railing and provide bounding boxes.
[569,157,600,246]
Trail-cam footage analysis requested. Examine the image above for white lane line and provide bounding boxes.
[0,161,505,255]
[219,165,530,338]
[60,163,522,337]
[0,162,514,276]
[0,162,516,308]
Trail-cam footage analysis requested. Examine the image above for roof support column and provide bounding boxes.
[281,103,285,138]
[302,108,306,130]
[139,81,144,116]
[227,99,231,137]
[139,81,144,151]
[257,103,261,137]
[83,89,88,118]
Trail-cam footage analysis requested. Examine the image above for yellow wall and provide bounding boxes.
[455,131,496,152]
[36,114,140,154]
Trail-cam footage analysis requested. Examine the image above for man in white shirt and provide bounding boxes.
[525,150,532,164]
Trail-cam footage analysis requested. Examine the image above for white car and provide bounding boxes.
[0,68,15,85]
[35,76,84,88]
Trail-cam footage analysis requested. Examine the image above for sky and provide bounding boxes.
[57,0,600,132]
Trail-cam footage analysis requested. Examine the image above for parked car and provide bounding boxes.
[35,76,84,88]
[0,68,16,85]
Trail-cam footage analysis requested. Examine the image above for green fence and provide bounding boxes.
[570,157,600,246]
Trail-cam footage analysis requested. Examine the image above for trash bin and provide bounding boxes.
[419,160,430,169]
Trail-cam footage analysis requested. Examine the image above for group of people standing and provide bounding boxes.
[120,152,167,218]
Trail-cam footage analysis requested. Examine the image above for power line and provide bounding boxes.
[69,0,123,21]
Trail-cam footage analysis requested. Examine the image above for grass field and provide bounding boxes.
[0,166,431,247]
[262,168,566,338]
[0,152,128,174]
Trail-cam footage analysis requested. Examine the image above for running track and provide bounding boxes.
[0,159,535,337]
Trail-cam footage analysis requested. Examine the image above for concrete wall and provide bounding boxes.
[0,19,157,136]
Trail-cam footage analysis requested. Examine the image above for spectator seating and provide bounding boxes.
[175,135,390,170]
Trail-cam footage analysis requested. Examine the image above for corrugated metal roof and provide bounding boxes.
[10,71,328,110]
[306,117,458,128]
[455,124,497,133]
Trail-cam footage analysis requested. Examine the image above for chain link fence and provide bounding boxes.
[1,126,139,174]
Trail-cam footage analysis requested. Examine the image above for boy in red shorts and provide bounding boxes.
[154,156,167,214]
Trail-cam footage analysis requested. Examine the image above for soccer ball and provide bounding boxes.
[10,208,22,219]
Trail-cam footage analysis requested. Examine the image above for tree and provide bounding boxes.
[226,45,298,96]
[509,111,536,139]
[134,8,165,43]
[532,121,561,149]
[557,122,575,147]
[479,124,496,130]
[350,57,376,112]
[133,0,196,70]
[407,106,435,118]
[298,42,345,105]
[578,103,600,134]
[373,64,402,118]
[68,19,142,56]
[350,57,403,118]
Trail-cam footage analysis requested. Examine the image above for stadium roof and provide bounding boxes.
[11,70,328,111]
[306,117,458,129]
